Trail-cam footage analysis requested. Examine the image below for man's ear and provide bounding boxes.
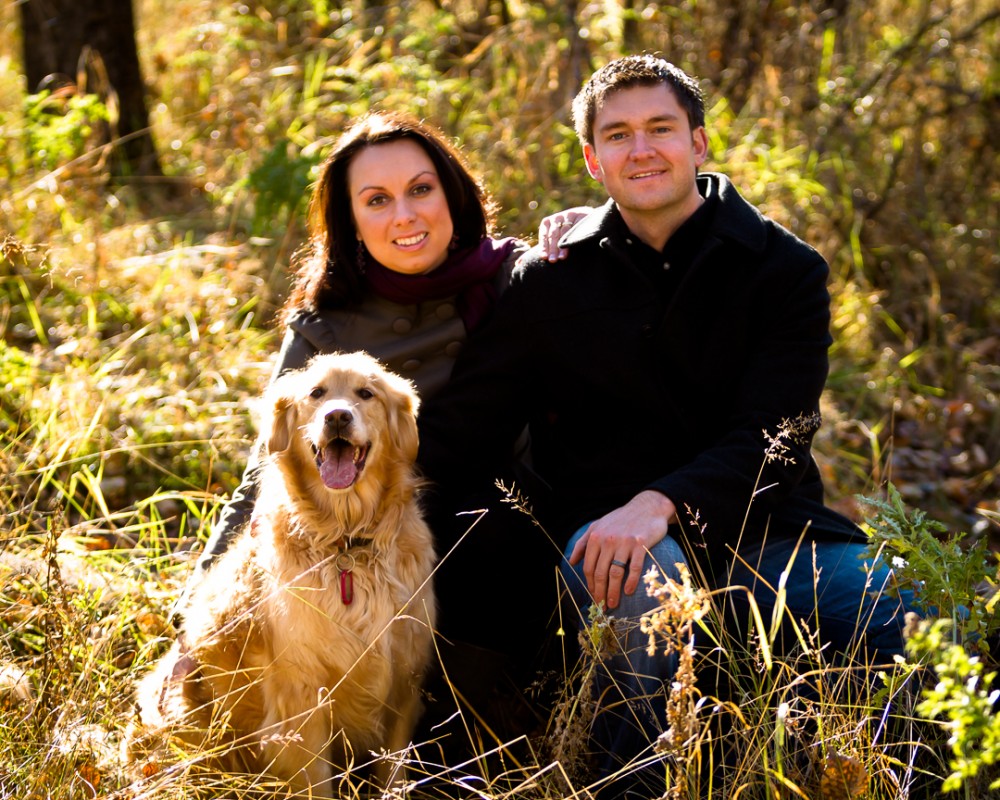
[692,126,709,168]
[583,143,604,183]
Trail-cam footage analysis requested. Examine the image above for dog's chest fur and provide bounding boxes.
[257,526,405,682]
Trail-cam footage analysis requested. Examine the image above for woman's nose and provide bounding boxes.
[393,198,416,224]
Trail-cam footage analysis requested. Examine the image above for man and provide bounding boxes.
[418,55,912,797]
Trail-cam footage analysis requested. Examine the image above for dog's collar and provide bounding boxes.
[333,542,375,606]
[248,516,376,605]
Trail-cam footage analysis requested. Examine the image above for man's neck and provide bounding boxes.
[617,194,705,252]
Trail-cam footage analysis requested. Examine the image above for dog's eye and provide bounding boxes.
[355,387,374,400]
[309,386,326,399]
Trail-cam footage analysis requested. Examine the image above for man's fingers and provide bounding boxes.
[605,557,629,609]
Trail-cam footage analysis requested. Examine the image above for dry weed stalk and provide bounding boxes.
[762,412,822,466]
[547,602,619,791]
[641,562,711,800]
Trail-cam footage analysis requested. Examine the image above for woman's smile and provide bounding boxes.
[394,232,429,248]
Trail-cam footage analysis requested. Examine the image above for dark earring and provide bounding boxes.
[449,233,459,251]
[357,240,366,274]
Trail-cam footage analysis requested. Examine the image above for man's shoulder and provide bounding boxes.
[708,173,825,265]
[513,201,617,278]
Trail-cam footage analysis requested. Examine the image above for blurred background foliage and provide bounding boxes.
[1,0,998,547]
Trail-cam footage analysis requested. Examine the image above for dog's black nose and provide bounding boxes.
[325,408,353,431]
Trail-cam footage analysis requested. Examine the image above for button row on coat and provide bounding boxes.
[390,303,457,335]
[399,342,463,372]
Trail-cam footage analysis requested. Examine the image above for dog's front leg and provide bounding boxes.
[260,711,334,797]
[374,683,423,789]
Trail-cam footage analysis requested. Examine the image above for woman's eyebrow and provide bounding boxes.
[355,170,437,195]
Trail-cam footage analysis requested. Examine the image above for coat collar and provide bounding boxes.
[559,173,768,254]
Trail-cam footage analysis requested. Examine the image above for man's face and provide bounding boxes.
[583,83,708,237]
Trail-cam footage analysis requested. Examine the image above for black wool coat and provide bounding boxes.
[418,173,865,566]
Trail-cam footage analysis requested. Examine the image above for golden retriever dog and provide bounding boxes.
[131,351,436,794]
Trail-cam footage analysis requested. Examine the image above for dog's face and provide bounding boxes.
[264,352,420,492]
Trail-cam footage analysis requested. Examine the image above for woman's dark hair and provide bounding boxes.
[282,111,496,320]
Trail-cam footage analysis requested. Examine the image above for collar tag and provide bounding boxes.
[339,568,354,605]
[336,552,356,605]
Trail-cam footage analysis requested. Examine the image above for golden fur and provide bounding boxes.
[131,352,436,794]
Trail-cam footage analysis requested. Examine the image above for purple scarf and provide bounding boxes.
[365,237,518,333]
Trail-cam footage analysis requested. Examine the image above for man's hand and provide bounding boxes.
[569,490,677,610]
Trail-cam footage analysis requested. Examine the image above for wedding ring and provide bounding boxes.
[611,559,628,569]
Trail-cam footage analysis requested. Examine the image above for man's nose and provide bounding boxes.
[630,132,654,158]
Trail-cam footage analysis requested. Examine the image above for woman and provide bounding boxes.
[200,112,519,560]
[194,110,578,761]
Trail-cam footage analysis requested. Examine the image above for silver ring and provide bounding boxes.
[611,559,628,569]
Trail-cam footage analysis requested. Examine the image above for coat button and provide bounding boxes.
[435,303,456,320]
[392,318,413,334]
[641,323,654,338]
[401,358,421,371]
[445,341,462,358]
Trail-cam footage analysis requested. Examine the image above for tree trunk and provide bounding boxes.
[621,0,639,51]
[19,0,162,178]
[561,0,591,109]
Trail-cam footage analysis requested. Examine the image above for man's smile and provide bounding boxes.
[628,169,665,180]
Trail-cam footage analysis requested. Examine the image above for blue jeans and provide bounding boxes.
[561,525,914,798]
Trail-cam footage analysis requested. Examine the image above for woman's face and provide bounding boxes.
[348,139,455,275]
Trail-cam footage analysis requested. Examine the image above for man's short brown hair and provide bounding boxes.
[572,55,705,147]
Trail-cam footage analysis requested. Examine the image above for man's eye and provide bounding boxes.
[310,386,326,399]
[356,388,374,400]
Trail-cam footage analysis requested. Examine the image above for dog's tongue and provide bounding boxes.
[319,443,358,489]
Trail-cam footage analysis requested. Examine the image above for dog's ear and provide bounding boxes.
[379,373,420,462]
[266,391,298,454]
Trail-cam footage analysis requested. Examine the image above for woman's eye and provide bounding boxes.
[309,386,326,399]
[411,183,431,196]
[356,388,374,400]
[366,194,388,207]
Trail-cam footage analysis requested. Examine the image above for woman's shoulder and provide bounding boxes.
[493,237,530,292]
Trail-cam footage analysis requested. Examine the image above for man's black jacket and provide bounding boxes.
[418,173,864,566]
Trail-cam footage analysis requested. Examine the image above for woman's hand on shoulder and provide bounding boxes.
[537,207,593,262]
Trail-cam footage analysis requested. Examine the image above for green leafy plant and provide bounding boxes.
[23,91,109,170]
[244,138,322,237]
[859,483,1000,650]
[906,618,1000,793]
